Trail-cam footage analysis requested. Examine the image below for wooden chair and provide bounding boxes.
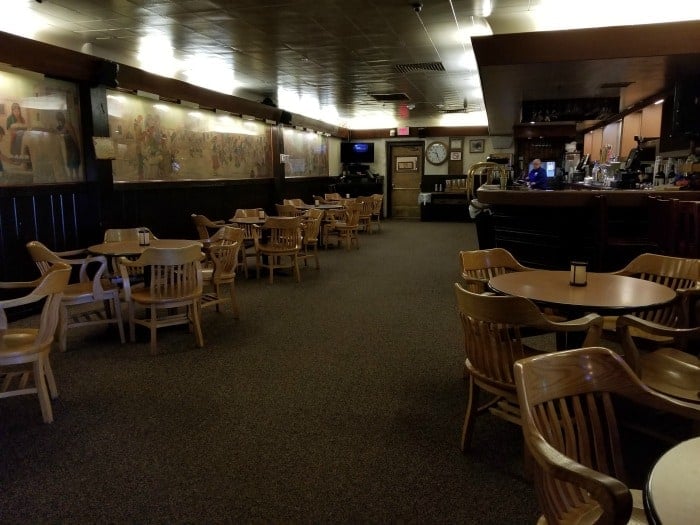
[323,202,361,250]
[324,192,342,201]
[26,240,125,352]
[454,282,603,452]
[0,264,70,423]
[103,227,158,242]
[459,247,532,293]
[617,314,700,403]
[514,346,700,525]
[312,194,327,204]
[300,209,323,270]
[605,253,700,343]
[190,213,225,243]
[118,245,204,353]
[201,236,242,318]
[232,208,265,220]
[356,196,374,234]
[253,216,302,284]
[283,198,305,207]
[275,203,306,217]
[369,193,383,233]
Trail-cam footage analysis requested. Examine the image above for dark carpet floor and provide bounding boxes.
[2,220,543,522]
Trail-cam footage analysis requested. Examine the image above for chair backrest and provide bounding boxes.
[459,248,531,293]
[324,192,342,201]
[208,241,241,285]
[614,252,700,326]
[312,195,327,204]
[254,216,301,250]
[302,214,322,244]
[343,202,362,227]
[26,240,65,275]
[275,203,297,217]
[104,227,157,242]
[191,214,223,241]
[454,282,562,393]
[210,225,244,246]
[121,245,203,300]
[283,198,305,207]
[455,282,602,385]
[370,194,383,215]
[357,197,373,217]
[514,346,700,524]
[233,208,264,219]
[0,263,71,347]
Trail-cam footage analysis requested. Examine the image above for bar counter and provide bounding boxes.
[474,185,700,271]
[477,185,700,207]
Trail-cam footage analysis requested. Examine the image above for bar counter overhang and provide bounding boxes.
[475,186,700,271]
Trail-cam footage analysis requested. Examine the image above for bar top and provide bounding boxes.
[476,185,700,207]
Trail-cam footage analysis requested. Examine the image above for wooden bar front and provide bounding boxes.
[476,187,700,271]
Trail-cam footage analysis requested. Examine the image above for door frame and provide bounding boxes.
[385,140,424,219]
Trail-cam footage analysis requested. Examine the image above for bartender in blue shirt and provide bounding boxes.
[527,158,548,189]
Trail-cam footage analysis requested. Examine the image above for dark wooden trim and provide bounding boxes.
[351,127,488,140]
[473,21,700,67]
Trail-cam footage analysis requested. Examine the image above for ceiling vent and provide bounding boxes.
[393,62,445,74]
[369,92,410,102]
[599,81,634,89]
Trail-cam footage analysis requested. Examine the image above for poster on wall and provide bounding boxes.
[107,91,273,182]
[282,128,329,178]
[0,66,82,186]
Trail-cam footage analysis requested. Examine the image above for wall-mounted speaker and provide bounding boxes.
[94,61,119,88]
[280,110,292,125]
[417,127,426,138]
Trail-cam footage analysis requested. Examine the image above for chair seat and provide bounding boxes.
[0,329,43,359]
[640,348,700,402]
[130,290,202,305]
[258,245,299,255]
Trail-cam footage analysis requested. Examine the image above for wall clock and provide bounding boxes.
[426,141,448,165]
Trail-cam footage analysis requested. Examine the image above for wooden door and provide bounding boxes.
[389,143,423,219]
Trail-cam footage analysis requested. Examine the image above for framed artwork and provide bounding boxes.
[469,139,485,153]
[450,138,463,150]
[450,151,462,161]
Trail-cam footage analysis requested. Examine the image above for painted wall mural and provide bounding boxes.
[0,67,82,186]
[107,91,273,181]
[282,127,329,178]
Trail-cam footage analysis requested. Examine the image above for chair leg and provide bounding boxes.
[113,295,126,344]
[149,304,158,354]
[268,255,275,284]
[313,245,320,270]
[34,358,53,423]
[192,301,204,347]
[43,353,58,399]
[293,254,301,282]
[127,301,136,343]
[57,304,69,352]
[461,375,478,452]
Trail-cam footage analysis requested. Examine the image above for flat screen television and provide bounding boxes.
[341,142,374,164]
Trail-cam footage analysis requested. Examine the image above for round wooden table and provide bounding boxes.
[488,270,677,315]
[644,437,700,524]
[88,239,202,257]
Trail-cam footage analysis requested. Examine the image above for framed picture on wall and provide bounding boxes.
[469,139,485,153]
[450,151,462,161]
